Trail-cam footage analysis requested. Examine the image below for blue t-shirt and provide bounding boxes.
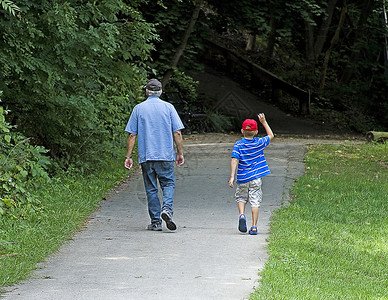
[125,96,184,163]
[231,136,271,184]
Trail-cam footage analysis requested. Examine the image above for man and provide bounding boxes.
[124,78,184,231]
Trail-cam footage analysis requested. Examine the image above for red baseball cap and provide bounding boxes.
[242,119,257,131]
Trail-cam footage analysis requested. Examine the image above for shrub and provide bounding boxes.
[0,98,50,218]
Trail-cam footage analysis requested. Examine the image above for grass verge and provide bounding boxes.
[0,156,130,289]
[251,143,388,299]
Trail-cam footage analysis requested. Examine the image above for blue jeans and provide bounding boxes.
[141,161,175,224]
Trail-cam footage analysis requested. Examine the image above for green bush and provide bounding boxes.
[167,69,199,102]
[0,100,50,218]
[0,1,156,169]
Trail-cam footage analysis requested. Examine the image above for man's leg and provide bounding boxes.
[155,161,175,214]
[141,162,162,225]
[155,161,177,230]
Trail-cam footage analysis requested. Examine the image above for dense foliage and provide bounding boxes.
[140,0,388,131]
[204,0,388,131]
[0,0,158,219]
[0,0,156,169]
[0,94,50,217]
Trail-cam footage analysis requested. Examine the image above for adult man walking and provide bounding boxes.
[124,78,185,231]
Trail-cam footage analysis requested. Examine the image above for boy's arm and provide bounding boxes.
[258,113,274,141]
[229,158,239,188]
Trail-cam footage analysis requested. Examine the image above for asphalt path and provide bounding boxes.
[3,136,308,300]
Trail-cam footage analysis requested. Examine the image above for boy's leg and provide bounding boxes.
[238,201,246,215]
[238,204,247,233]
[248,178,263,233]
[235,183,248,215]
[235,183,248,232]
[251,207,259,230]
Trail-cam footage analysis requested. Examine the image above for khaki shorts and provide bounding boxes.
[235,178,263,207]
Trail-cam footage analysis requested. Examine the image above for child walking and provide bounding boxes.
[229,113,274,234]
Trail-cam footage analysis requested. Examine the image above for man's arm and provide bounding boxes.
[229,158,239,188]
[124,133,137,170]
[258,113,274,141]
[173,130,184,167]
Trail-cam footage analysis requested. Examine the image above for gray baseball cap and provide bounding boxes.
[143,78,162,91]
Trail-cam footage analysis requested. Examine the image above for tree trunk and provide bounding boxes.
[340,0,375,84]
[265,16,278,60]
[319,3,347,91]
[305,10,316,64]
[161,0,203,88]
[303,12,316,92]
[313,0,339,59]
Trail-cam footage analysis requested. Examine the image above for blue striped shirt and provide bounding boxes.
[231,136,271,184]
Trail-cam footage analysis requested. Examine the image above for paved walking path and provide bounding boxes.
[4,135,309,300]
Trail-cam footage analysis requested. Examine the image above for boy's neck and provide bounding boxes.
[243,136,255,140]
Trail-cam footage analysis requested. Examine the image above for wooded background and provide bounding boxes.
[1,0,387,172]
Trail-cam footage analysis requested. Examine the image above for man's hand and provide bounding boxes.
[173,130,184,167]
[124,158,133,170]
[125,133,136,170]
[176,154,184,167]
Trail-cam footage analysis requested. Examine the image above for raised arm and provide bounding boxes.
[258,113,274,141]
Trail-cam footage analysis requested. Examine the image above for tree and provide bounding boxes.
[340,0,376,83]
[0,0,157,168]
[319,2,347,90]
[303,0,340,64]
[200,0,388,128]
[206,0,268,51]
[138,0,208,96]
[161,0,204,87]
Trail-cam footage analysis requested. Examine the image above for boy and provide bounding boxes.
[228,113,274,234]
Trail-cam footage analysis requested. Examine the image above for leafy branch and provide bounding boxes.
[1,0,20,16]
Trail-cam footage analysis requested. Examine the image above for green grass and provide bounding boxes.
[0,156,131,288]
[251,143,388,299]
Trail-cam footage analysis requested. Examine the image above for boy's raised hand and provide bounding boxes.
[258,113,266,123]
[258,113,275,140]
